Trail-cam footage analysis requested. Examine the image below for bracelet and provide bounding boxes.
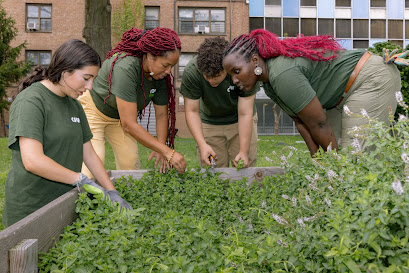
[167,149,175,163]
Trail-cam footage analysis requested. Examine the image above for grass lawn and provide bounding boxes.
[0,135,306,230]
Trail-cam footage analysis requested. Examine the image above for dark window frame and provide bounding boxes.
[26,50,52,69]
[145,6,160,30]
[26,4,52,32]
[178,7,226,35]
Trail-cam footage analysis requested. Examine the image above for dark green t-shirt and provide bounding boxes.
[90,54,168,119]
[263,49,365,117]
[3,82,93,227]
[180,56,259,125]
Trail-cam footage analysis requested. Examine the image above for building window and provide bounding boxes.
[389,20,403,39]
[26,4,51,32]
[405,20,409,39]
[353,40,369,49]
[266,0,281,5]
[26,50,52,68]
[336,19,351,38]
[336,0,351,7]
[265,18,281,36]
[178,53,196,79]
[301,0,316,6]
[301,18,316,36]
[145,7,159,30]
[371,0,386,7]
[353,19,368,38]
[283,18,299,37]
[250,17,264,32]
[318,19,334,36]
[178,8,225,34]
[371,19,386,38]
[406,0,409,8]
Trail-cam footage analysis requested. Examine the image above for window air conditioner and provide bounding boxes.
[27,22,38,31]
[194,25,210,34]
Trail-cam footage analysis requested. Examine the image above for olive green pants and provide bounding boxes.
[198,113,258,167]
[79,91,140,178]
[326,54,401,149]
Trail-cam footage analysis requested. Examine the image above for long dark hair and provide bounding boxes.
[105,27,182,148]
[17,39,101,93]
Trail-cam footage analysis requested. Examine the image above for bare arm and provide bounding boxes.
[116,96,186,173]
[295,96,337,155]
[234,94,256,167]
[82,141,115,190]
[184,97,215,165]
[19,137,85,185]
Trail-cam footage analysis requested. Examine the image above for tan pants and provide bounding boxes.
[326,55,401,148]
[79,91,140,178]
[199,113,258,167]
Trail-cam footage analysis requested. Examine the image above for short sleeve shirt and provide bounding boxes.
[263,49,365,117]
[180,56,259,125]
[91,54,169,119]
[3,82,93,226]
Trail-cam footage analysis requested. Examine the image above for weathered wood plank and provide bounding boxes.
[108,167,284,184]
[9,239,38,273]
[0,189,78,273]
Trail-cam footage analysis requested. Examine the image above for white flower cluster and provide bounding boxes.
[396,91,408,109]
[392,180,404,195]
[305,195,312,206]
[272,214,288,225]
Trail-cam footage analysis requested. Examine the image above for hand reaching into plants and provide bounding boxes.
[198,143,217,166]
[106,190,133,211]
[167,150,187,174]
[233,152,248,169]
[148,151,170,173]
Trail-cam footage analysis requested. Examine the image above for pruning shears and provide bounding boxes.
[208,155,215,176]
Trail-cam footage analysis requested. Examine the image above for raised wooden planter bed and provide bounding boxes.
[0,167,283,273]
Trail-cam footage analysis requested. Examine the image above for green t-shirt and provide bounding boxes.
[263,49,365,117]
[180,56,259,125]
[3,82,93,227]
[90,54,168,119]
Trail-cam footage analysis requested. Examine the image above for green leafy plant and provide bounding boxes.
[236,159,245,171]
[111,0,144,46]
[39,98,409,272]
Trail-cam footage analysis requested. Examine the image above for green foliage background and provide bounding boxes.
[111,0,144,46]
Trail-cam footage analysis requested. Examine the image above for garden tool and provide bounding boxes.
[208,155,216,176]
[382,48,409,66]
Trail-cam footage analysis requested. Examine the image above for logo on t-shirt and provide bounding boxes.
[71,117,80,123]
[149,88,156,98]
[227,85,235,93]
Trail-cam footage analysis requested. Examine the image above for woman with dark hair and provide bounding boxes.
[3,39,132,227]
[223,29,403,155]
[79,27,186,175]
[180,37,259,168]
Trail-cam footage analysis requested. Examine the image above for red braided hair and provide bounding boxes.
[105,27,181,148]
[224,29,343,62]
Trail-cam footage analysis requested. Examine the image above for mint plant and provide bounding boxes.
[39,95,409,272]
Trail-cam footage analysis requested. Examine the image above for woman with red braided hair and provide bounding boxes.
[223,29,402,155]
[79,27,186,174]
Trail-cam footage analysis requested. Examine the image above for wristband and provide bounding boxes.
[167,149,175,163]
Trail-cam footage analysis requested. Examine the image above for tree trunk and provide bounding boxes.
[83,0,112,61]
[272,103,283,136]
[0,109,6,137]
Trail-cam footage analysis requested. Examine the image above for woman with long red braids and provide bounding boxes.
[79,27,186,174]
[223,29,402,155]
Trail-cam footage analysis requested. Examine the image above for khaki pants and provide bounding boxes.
[199,113,258,167]
[326,55,400,149]
[79,91,140,178]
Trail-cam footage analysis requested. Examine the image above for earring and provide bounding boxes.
[254,66,262,76]
[150,71,154,76]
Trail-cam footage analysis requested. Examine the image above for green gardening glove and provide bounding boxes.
[73,172,106,196]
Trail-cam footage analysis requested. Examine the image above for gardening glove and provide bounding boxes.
[106,190,133,211]
[382,48,409,66]
[73,172,105,196]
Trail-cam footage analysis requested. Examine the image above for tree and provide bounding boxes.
[111,0,144,46]
[83,0,112,60]
[0,1,30,137]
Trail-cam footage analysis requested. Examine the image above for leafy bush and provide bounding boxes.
[39,100,409,272]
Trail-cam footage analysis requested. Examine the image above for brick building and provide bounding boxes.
[1,0,251,137]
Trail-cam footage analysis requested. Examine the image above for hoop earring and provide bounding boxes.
[150,71,154,76]
[254,66,262,76]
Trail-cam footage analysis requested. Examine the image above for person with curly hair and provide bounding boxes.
[79,27,186,175]
[180,37,259,168]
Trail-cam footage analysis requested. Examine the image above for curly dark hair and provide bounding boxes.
[197,37,228,77]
